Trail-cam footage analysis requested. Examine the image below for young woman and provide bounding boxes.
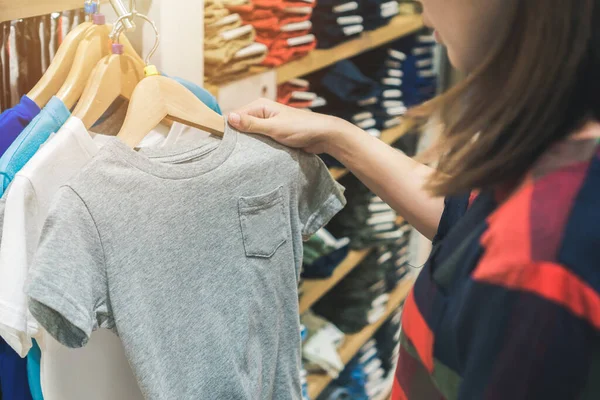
[229,0,600,398]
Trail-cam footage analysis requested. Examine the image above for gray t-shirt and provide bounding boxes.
[26,125,346,400]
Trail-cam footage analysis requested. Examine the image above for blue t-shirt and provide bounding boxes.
[0,339,32,400]
[0,96,70,196]
[0,96,41,157]
[0,97,40,400]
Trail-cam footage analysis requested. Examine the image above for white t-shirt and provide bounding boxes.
[0,117,193,400]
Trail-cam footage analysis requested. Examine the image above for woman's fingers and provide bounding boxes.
[228,99,286,134]
[228,112,273,135]
[233,98,280,119]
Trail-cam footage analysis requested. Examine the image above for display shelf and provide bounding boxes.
[299,248,372,314]
[206,14,423,95]
[329,167,348,181]
[328,120,415,181]
[276,15,423,84]
[306,276,415,399]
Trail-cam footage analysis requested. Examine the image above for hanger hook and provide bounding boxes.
[109,12,129,42]
[110,18,124,45]
[110,11,160,65]
[136,13,160,65]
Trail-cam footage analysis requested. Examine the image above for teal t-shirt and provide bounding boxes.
[170,76,222,115]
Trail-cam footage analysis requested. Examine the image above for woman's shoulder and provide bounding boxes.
[475,133,600,327]
[486,133,600,259]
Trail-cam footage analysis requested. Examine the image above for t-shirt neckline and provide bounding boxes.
[106,123,238,180]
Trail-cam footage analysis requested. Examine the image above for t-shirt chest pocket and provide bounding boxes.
[238,186,288,258]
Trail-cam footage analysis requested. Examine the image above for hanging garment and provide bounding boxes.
[0,117,121,357]
[8,117,149,400]
[26,124,346,399]
[0,94,73,400]
[0,96,40,157]
[0,94,40,400]
[0,96,70,196]
[26,342,42,400]
[0,82,222,400]
[0,338,32,400]
[0,117,206,400]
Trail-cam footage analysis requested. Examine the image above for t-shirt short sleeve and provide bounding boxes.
[25,186,110,349]
[296,151,346,239]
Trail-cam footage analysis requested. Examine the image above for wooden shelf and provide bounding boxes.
[329,167,348,181]
[328,120,415,181]
[277,15,423,84]
[299,248,372,314]
[306,276,415,399]
[207,14,423,95]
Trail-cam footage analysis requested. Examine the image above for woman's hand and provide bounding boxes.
[228,98,350,154]
[229,99,444,239]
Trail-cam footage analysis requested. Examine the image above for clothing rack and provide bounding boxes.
[0,0,133,26]
[0,0,99,22]
[0,0,206,85]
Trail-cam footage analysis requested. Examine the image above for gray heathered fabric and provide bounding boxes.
[26,125,346,400]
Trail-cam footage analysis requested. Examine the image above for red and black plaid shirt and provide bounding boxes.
[393,137,600,399]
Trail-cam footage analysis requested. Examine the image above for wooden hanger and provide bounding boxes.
[107,7,224,147]
[56,20,144,110]
[26,22,92,108]
[72,49,145,129]
[116,75,225,148]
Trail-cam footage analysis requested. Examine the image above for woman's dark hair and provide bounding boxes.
[416,0,600,196]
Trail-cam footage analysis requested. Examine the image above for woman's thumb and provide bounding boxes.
[228,112,270,135]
